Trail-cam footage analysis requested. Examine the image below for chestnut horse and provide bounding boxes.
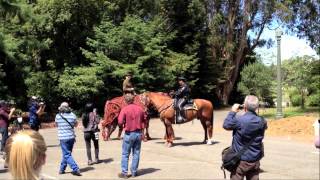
[101,94,150,141]
[142,92,214,147]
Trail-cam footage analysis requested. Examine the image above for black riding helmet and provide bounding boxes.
[177,76,186,82]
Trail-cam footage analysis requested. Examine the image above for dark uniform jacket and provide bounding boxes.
[175,84,190,99]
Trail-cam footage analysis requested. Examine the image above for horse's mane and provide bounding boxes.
[149,92,172,101]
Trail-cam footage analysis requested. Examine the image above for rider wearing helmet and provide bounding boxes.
[174,77,190,123]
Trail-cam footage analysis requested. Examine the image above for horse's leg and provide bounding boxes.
[164,119,174,147]
[163,121,169,143]
[117,125,123,140]
[145,118,151,140]
[108,121,117,140]
[205,119,213,144]
[102,126,108,141]
[200,119,208,144]
[162,120,168,140]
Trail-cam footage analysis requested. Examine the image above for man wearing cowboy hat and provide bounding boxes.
[174,76,190,123]
[122,72,135,95]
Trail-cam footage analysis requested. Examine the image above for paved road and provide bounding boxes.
[1,110,319,179]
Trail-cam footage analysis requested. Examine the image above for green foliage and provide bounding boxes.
[288,88,302,107]
[259,107,319,119]
[238,62,273,102]
[58,67,104,103]
[83,15,199,96]
[0,0,318,111]
[282,56,319,108]
[24,71,59,103]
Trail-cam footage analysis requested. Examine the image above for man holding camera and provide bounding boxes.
[0,101,15,155]
[28,96,45,131]
[223,95,267,180]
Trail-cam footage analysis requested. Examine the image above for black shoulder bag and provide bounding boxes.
[59,113,74,129]
[221,118,265,178]
[59,113,77,140]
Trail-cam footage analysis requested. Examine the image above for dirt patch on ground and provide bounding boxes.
[266,116,318,143]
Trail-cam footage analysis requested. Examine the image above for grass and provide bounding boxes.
[258,106,319,119]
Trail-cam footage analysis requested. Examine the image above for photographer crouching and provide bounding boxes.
[28,96,45,131]
[223,95,267,180]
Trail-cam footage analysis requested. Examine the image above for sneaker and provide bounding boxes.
[71,170,82,176]
[58,171,65,174]
[88,160,94,166]
[131,173,138,178]
[94,159,100,164]
[118,173,128,179]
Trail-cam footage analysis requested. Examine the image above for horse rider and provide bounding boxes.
[174,77,190,123]
[122,72,135,95]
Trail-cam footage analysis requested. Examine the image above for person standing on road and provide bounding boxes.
[82,103,100,165]
[55,102,81,176]
[0,101,15,155]
[28,96,45,131]
[118,94,147,178]
[223,95,267,180]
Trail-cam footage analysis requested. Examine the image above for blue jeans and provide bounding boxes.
[59,138,79,172]
[121,131,142,176]
[0,127,8,152]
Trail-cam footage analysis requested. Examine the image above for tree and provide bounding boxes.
[237,62,273,103]
[284,1,320,54]
[282,56,318,109]
[83,15,199,98]
[207,1,280,104]
[206,0,319,105]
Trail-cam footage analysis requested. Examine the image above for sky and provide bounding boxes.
[254,28,318,65]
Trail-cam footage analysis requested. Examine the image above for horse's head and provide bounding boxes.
[140,92,152,108]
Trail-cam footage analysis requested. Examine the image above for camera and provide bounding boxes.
[37,97,45,106]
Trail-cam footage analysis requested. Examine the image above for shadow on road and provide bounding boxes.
[46,144,60,148]
[146,137,163,141]
[0,169,8,173]
[260,168,267,173]
[173,141,220,146]
[100,158,113,164]
[79,167,94,173]
[138,168,160,176]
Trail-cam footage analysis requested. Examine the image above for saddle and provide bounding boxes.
[182,99,197,110]
[175,99,197,124]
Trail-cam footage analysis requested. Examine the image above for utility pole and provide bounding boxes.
[275,29,283,119]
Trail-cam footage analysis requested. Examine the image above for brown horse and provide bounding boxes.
[142,92,214,147]
[101,94,151,141]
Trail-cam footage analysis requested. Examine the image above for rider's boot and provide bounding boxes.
[176,109,184,124]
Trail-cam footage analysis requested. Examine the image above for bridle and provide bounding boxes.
[141,92,173,114]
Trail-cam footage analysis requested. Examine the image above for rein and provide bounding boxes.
[158,101,173,114]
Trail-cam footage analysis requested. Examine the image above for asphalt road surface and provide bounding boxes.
[0,110,319,179]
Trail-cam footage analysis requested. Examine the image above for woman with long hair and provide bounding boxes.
[82,103,100,165]
[5,130,47,180]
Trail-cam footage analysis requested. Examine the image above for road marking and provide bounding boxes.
[41,173,57,180]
